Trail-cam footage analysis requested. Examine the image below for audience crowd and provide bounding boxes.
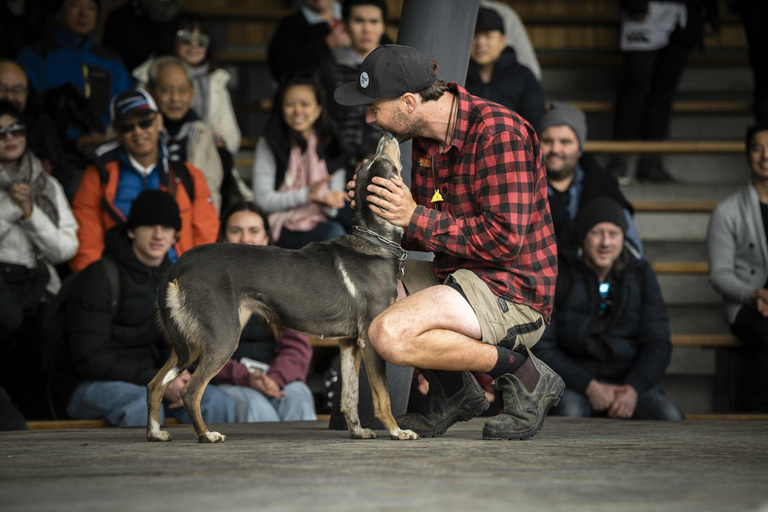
[0,0,763,431]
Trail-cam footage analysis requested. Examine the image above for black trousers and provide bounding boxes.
[613,35,692,141]
[730,305,768,413]
[739,2,768,123]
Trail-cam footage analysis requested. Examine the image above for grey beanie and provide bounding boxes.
[577,198,628,243]
[538,102,587,150]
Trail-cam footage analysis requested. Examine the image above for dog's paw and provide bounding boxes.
[198,431,226,443]
[349,428,378,439]
[147,430,173,442]
[390,428,419,441]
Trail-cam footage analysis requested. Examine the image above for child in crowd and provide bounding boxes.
[212,201,317,422]
[0,100,78,419]
[251,73,349,249]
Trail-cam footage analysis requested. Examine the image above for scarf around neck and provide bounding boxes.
[0,151,59,226]
[190,63,211,122]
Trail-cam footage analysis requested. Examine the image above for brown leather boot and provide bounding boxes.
[483,346,564,440]
[397,370,489,437]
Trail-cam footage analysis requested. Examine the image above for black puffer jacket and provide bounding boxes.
[465,47,546,129]
[65,225,171,388]
[536,247,671,395]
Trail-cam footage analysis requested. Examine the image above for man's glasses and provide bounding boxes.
[0,85,27,97]
[0,123,26,139]
[177,30,210,47]
[115,116,155,134]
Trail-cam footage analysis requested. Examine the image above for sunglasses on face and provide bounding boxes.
[0,123,26,139]
[115,116,155,134]
[177,30,210,47]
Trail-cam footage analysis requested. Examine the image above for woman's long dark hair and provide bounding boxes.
[263,73,346,189]
[218,201,271,243]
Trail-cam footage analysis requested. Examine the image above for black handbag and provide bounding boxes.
[0,259,50,315]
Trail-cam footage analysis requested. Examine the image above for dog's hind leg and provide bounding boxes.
[182,335,238,443]
[146,349,191,442]
[339,338,377,439]
[360,340,419,440]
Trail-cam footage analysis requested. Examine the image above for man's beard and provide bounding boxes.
[381,106,426,143]
[544,158,576,183]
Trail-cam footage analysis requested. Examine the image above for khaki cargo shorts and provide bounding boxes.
[401,260,546,350]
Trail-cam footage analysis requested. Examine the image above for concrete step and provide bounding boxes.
[660,374,715,414]
[658,274,721,305]
[635,212,710,242]
[667,305,728,335]
[644,241,708,262]
[597,154,750,185]
[586,114,752,141]
[622,183,740,203]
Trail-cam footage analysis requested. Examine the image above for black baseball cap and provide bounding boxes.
[334,44,437,106]
[110,89,159,126]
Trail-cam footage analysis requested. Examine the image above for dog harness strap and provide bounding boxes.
[352,226,408,279]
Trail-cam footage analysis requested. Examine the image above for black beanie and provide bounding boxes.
[475,8,505,34]
[576,198,628,242]
[126,190,182,231]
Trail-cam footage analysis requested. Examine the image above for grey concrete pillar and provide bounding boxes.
[329,0,481,432]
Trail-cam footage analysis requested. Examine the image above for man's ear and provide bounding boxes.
[127,228,135,240]
[402,93,418,114]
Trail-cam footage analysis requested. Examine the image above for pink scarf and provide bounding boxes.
[270,132,330,241]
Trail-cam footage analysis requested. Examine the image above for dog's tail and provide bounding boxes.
[156,278,196,370]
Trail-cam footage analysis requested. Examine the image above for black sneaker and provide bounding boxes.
[635,154,675,183]
[483,346,564,440]
[397,370,489,437]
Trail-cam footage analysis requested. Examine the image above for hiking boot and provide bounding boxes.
[483,346,564,440]
[397,370,489,437]
[635,154,675,183]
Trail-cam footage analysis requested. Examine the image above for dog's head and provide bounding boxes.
[353,133,404,235]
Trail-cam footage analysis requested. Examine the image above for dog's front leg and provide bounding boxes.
[339,338,377,439]
[360,340,419,440]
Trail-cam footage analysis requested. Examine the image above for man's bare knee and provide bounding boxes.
[369,314,411,366]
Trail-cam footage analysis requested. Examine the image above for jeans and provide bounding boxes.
[550,385,684,420]
[730,305,768,412]
[216,381,317,422]
[66,380,237,427]
[277,221,346,249]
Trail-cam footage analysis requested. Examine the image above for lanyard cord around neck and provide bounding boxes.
[430,93,457,204]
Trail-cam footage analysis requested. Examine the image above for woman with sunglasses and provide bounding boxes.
[0,100,78,419]
[252,73,349,249]
[132,12,241,157]
[210,201,317,422]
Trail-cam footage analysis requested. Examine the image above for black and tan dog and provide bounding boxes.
[146,132,418,443]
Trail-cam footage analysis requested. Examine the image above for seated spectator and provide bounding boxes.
[0,0,45,59]
[102,0,181,73]
[0,273,26,430]
[16,0,132,164]
[252,74,348,249]
[537,199,682,420]
[465,7,545,128]
[0,59,78,197]
[708,123,768,412]
[132,12,242,157]
[70,89,218,273]
[211,201,317,422]
[480,0,541,81]
[0,100,78,419]
[540,102,643,253]
[63,190,236,427]
[319,0,387,169]
[145,56,223,210]
[268,0,350,81]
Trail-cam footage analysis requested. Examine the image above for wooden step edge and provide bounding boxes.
[569,100,751,115]
[584,140,745,154]
[632,200,718,213]
[310,337,340,348]
[26,418,180,431]
[651,262,709,275]
[671,334,745,348]
[684,414,768,421]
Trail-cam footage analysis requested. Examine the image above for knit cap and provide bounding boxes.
[576,198,627,242]
[538,102,587,150]
[126,190,182,231]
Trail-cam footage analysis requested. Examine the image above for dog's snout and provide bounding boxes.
[376,133,402,175]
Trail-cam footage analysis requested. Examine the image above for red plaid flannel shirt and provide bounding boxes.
[402,83,558,322]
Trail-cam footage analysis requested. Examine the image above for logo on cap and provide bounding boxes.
[360,72,369,89]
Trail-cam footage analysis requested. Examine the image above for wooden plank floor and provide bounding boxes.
[2,418,767,512]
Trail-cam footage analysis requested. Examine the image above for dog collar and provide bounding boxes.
[352,226,408,279]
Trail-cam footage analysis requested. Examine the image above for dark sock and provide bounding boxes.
[430,370,465,396]
[488,346,527,379]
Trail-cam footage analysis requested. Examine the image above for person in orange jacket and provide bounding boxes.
[70,89,219,272]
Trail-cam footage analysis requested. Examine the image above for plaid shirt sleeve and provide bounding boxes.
[404,131,535,261]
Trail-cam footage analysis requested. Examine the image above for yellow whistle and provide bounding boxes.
[431,189,444,203]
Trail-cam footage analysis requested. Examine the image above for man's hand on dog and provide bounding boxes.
[366,176,417,228]
[164,370,192,409]
[250,370,285,398]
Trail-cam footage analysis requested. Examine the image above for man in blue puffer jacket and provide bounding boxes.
[16,0,132,161]
[536,198,683,420]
